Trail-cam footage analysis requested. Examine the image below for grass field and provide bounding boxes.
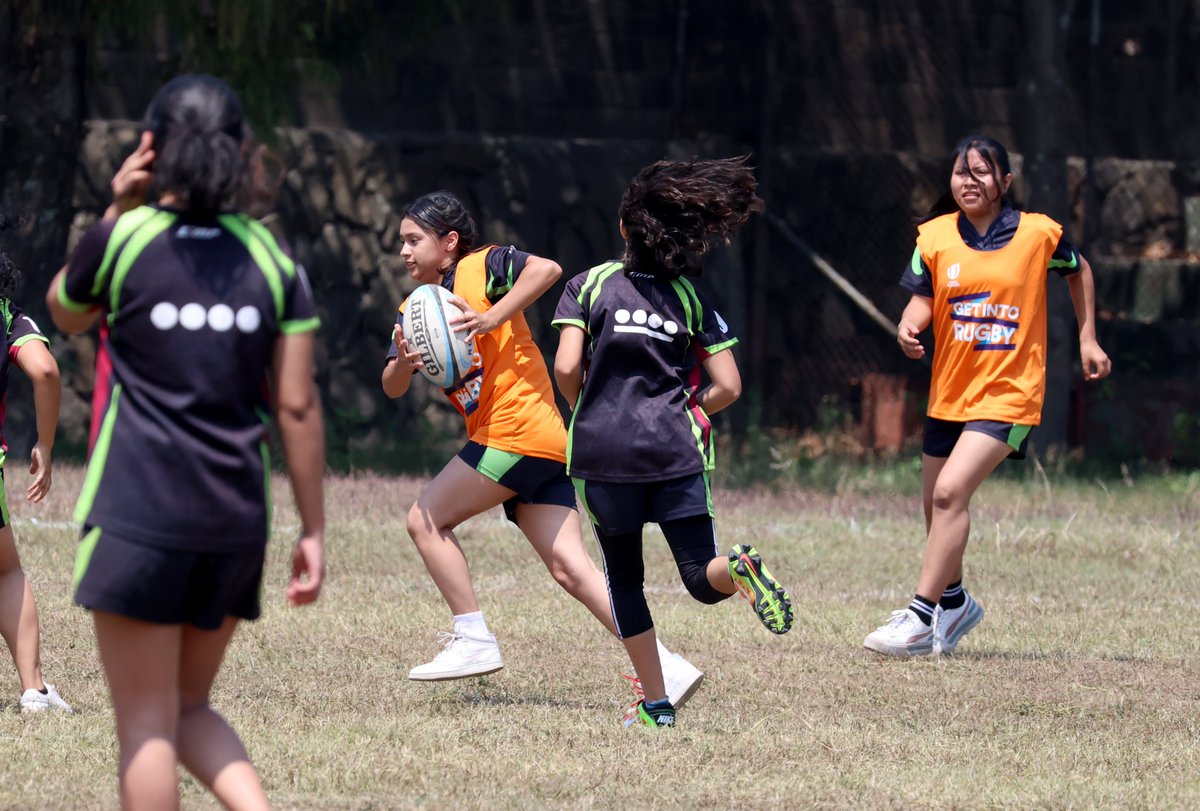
[1,461,1198,809]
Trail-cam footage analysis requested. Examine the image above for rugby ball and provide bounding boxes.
[401,284,476,388]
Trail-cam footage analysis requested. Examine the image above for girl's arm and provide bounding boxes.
[381,325,424,399]
[554,325,586,410]
[697,349,742,415]
[270,331,326,607]
[1066,255,1112,380]
[45,268,102,334]
[897,294,933,360]
[13,341,60,503]
[450,255,563,339]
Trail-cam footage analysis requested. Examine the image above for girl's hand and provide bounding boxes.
[447,296,497,341]
[391,327,425,372]
[897,320,925,359]
[26,443,52,503]
[1080,340,1112,380]
[287,534,325,607]
[105,131,156,221]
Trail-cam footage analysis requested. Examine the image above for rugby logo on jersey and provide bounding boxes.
[613,308,679,342]
[946,263,962,288]
[150,302,263,333]
[949,291,1018,351]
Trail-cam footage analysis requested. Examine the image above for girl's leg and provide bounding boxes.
[915,431,1012,601]
[588,525,664,700]
[93,611,183,811]
[406,456,516,615]
[0,525,45,692]
[921,454,962,585]
[514,502,616,635]
[177,618,270,811]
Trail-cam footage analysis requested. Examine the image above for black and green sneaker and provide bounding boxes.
[623,698,676,729]
[728,544,793,634]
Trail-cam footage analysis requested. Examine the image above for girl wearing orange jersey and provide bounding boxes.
[382,191,703,704]
[864,135,1112,659]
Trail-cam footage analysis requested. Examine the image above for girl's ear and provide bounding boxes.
[619,220,629,241]
[443,230,460,254]
[1001,173,1014,197]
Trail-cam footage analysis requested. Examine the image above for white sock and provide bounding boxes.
[453,611,491,638]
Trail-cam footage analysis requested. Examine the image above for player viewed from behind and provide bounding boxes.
[0,218,72,714]
[864,134,1111,659]
[47,74,326,810]
[382,191,704,705]
[553,157,794,729]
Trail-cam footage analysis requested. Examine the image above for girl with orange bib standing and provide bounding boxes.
[383,191,703,704]
[864,134,1111,659]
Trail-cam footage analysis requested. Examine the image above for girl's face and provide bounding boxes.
[951,149,1012,219]
[398,217,459,283]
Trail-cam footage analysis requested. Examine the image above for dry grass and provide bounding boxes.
[1,463,1198,809]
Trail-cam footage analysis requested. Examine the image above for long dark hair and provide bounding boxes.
[919,134,1016,224]
[145,74,246,213]
[619,156,764,279]
[403,191,480,257]
[0,213,24,299]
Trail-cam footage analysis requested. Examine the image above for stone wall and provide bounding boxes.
[28,121,1196,469]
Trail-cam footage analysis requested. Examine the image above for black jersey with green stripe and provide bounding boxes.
[552,262,737,483]
[0,299,51,468]
[60,206,319,551]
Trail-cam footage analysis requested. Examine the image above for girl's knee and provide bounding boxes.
[931,483,970,513]
[406,502,433,542]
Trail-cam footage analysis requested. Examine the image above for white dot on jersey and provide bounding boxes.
[664,321,679,335]
[150,302,179,330]
[208,304,235,332]
[179,303,207,331]
[632,309,648,324]
[647,313,663,329]
[615,309,631,324]
[236,306,262,333]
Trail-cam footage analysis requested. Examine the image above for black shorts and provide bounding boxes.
[73,527,265,630]
[923,417,1033,460]
[457,441,577,524]
[573,472,713,535]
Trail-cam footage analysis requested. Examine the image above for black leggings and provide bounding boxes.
[592,514,733,639]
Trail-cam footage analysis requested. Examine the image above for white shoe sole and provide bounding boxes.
[664,666,704,708]
[407,660,504,681]
[863,636,934,659]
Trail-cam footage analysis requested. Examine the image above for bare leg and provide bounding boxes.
[915,432,1012,600]
[921,453,961,584]
[406,457,516,616]
[177,618,271,811]
[621,628,664,703]
[515,502,616,635]
[0,526,45,692]
[93,611,183,811]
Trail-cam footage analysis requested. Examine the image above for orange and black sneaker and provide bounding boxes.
[728,544,793,635]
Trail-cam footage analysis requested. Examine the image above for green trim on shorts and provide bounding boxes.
[475,446,524,484]
[73,526,103,590]
[702,471,714,517]
[571,478,598,525]
[0,472,8,527]
[1007,424,1033,452]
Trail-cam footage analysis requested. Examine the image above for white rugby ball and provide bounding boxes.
[401,284,476,388]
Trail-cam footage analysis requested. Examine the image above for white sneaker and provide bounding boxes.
[20,683,74,714]
[407,629,504,681]
[629,650,704,710]
[863,609,935,658]
[933,593,985,655]
[660,653,704,708]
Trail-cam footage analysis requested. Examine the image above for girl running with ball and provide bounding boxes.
[863,134,1111,659]
[382,191,703,706]
[553,157,794,729]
